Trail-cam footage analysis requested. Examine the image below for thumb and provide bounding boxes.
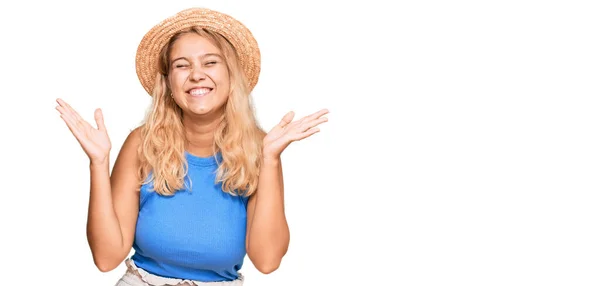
[278,111,295,128]
[94,108,106,131]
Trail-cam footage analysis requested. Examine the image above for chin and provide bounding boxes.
[192,103,225,116]
[184,101,226,117]
[190,107,211,115]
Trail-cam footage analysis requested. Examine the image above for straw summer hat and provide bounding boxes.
[135,7,261,96]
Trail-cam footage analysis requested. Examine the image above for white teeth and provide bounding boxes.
[190,88,211,96]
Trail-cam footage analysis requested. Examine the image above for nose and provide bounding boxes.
[189,65,206,82]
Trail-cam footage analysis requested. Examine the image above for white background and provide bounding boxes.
[1,0,599,285]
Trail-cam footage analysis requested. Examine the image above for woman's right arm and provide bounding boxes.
[87,127,142,272]
[55,98,141,272]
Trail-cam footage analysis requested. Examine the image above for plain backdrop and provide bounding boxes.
[1,0,599,285]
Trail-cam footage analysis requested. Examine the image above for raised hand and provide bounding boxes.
[55,98,112,165]
[262,108,329,160]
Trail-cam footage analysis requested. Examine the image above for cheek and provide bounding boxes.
[211,66,230,85]
[170,71,189,90]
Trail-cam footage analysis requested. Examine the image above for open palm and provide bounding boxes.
[55,98,112,164]
[263,108,329,160]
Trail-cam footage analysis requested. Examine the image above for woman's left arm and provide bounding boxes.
[246,109,328,274]
[245,156,287,274]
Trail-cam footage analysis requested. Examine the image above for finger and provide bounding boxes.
[59,113,85,141]
[55,104,67,116]
[306,108,329,120]
[278,111,295,128]
[57,104,93,142]
[60,114,94,152]
[57,101,93,147]
[57,100,95,132]
[56,105,80,130]
[56,99,85,130]
[57,98,84,122]
[94,108,107,132]
[299,116,328,132]
[291,127,320,141]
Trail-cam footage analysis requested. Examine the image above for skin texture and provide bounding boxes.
[55,32,329,275]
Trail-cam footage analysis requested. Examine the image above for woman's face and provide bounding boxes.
[168,33,230,117]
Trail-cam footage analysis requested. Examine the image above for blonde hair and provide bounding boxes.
[137,27,265,196]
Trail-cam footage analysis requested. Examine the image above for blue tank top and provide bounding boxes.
[131,151,249,282]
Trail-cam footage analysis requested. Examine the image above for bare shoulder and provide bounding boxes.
[122,126,143,153]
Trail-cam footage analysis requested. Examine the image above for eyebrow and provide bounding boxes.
[171,53,223,63]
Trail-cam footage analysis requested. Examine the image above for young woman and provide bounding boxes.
[55,7,328,285]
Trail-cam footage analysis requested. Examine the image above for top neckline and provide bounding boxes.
[184,151,222,167]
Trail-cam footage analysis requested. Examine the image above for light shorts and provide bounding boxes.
[115,258,244,286]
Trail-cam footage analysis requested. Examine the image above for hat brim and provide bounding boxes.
[135,8,261,96]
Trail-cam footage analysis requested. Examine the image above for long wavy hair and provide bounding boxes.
[137,27,265,196]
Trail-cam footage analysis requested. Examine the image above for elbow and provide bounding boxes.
[247,237,289,274]
[95,260,118,273]
[92,254,122,273]
[248,250,285,274]
[255,260,281,274]
[97,264,117,273]
[87,241,128,273]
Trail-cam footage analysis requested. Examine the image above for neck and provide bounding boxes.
[182,111,223,157]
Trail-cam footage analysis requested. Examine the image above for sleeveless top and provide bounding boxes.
[131,152,249,282]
